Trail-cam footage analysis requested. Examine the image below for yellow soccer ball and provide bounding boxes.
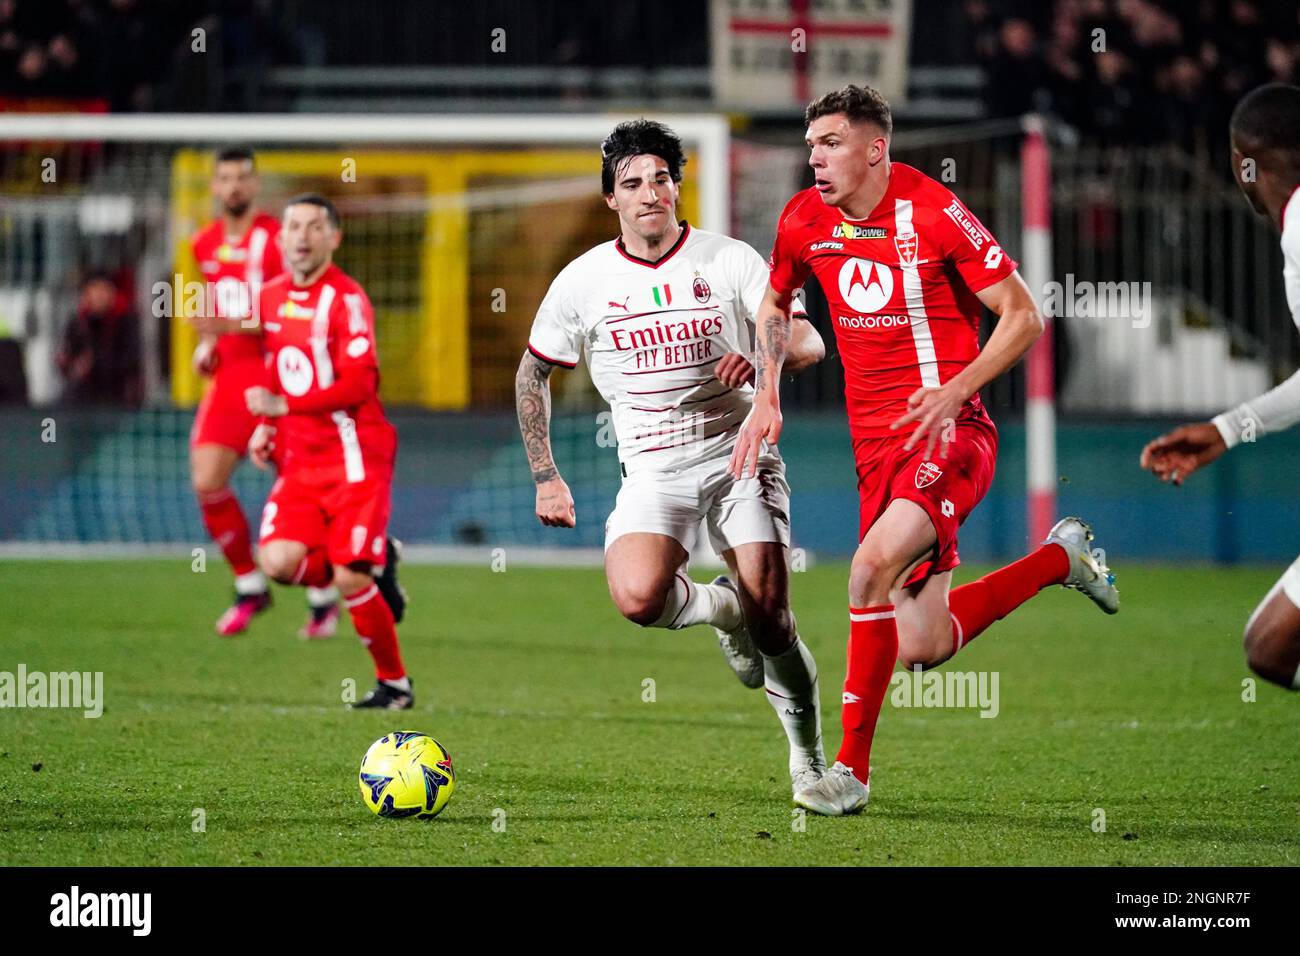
[358,731,456,819]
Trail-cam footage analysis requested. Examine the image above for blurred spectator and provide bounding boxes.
[956,0,1300,157]
[0,0,199,107]
[56,272,141,406]
[983,18,1053,118]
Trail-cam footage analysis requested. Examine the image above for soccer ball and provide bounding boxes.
[358,731,456,818]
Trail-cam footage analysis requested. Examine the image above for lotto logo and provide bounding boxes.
[941,499,955,517]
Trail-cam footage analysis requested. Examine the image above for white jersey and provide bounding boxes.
[529,223,792,472]
[1214,186,1300,447]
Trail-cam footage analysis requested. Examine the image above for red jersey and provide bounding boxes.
[769,163,1017,439]
[191,212,284,369]
[258,264,397,481]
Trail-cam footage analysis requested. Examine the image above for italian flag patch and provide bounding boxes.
[652,284,672,307]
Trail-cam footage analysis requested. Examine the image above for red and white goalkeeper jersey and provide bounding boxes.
[191,212,283,369]
[258,264,396,481]
[769,162,1017,439]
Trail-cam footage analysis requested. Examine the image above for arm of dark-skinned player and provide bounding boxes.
[1139,422,1227,485]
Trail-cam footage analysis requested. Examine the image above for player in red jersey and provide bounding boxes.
[187,146,340,639]
[243,194,413,709]
[732,85,1121,815]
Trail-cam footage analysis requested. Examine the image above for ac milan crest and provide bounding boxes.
[692,275,711,303]
[914,461,942,489]
[894,230,919,269]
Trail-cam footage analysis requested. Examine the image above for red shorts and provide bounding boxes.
[853,407,998,586]
[258,466,392,568]
[190,358,268,454]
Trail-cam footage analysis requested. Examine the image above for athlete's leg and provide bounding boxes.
[834,498,938,783]
[1243,563,1300,689]
[322,477,408,694]
[722,541,794,655]
[192,442,259,583]
[259,538,308,583]
[893,569,956,669]
[605,533,740,630]
[724,541,824,777]
[849,499,938,608]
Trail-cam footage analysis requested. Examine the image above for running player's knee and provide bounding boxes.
[259,546,298,584]
[191,469,227,497]
[610,580,667,627]
[1243,618,1300,689]
[333,565,371,599]
[848,553,898,605]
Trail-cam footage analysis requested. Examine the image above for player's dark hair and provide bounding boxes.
[214,145,256,168]
[1230,84,1300,162]
[804,84,893,138]
[600,119,686,196]
[283,192,341,229]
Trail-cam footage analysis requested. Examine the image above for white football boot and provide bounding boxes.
[1045,516,1119,614]
[791,757,826,806]
[710,575,764,689]
[793,761,870,816]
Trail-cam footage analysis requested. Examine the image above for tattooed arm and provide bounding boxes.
[728,285,796,478]
[714,315,824,388]
[516,350,577,527]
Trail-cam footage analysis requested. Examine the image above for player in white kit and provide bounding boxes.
[1141,83,1300,691]
[515,120,830,799]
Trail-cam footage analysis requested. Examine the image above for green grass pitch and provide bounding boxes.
[1,559,1296,866]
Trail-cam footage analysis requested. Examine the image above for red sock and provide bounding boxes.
[346,583,406,681]
[835,604,899,783]
[198,489,256,577]
[292,548,333,588]
[948,543,1070,654]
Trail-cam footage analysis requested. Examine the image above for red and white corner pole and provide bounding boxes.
[1021,115,1056,545]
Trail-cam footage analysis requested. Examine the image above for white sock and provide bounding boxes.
[234,569,267,596]
[306,585,339,608]
[381,676,411,692]
[763,636,825,774]
[651,574,741,630]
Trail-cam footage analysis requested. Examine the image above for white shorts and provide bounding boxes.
[604,454,790,555]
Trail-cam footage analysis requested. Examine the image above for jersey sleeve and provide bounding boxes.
[527,266,582,368]
[332,285,380,373]
[937,193,1017,294]
[767,196,813,301]
[735,241,807,323]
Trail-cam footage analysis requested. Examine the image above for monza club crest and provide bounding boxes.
[692,275,711,303]
[915,461,943,489]
[894,230,919,269]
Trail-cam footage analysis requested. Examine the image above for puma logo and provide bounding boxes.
[607,297,629,312]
